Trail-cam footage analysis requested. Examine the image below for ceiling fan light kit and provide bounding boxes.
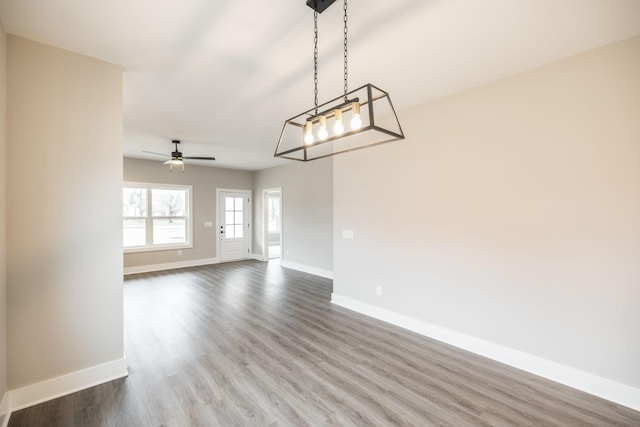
[275,0,404,161]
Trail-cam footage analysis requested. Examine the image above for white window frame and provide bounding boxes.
[123,182,193,253]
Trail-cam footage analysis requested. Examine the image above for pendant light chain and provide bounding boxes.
[343,0,348,101]
[275,0,405,161]
[313,10,319,115]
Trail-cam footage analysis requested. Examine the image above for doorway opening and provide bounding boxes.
[263,188,282,260]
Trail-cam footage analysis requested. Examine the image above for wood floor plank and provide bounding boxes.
[8,260,640,426]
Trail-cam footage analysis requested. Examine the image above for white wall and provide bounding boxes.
[254,159,333,273]
[334,36,640,390]
[6,36,124,389]
[123,157,253,270]
[0,18,7,409]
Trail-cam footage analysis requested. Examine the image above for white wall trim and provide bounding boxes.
[8,357,128,413]
[251,253,266,262]
[331,293,640,412]
[124,257,218,275]
[0,392,10,427]
[281,260,333,280]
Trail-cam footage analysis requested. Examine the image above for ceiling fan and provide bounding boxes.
[143,140,216,171]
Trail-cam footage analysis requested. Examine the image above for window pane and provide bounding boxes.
[235,212,243,224]
[123,219,146,247]
[235,197,243,211]
[268,197,279,215]
[123,188,147,216]
[226,197,234,211]
[234,225,243,239]
[268,215,278,233]
[225,212,234,226]
[152,189,186,217]
[225,226,235,239]
[153,218,186,244]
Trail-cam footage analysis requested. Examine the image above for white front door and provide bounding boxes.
[218,190,251,262]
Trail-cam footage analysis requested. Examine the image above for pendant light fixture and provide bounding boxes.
[275,0,404,161]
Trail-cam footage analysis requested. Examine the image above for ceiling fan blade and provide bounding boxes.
[183,156,216,161]
[143,150,170,157]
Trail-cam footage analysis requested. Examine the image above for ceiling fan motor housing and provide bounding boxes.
[171,139,182,158]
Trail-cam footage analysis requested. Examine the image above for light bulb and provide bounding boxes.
[304,121,314,145]
[318,115,328,140]
[350,102,362,130]
[333,109,344,135]
[350,115,362,130]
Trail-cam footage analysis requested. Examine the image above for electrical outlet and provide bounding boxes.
[286,250,289,256]
[376,286,382,296]
[177,250,183,256]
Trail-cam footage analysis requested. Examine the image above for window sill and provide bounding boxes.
[124,243,193,254]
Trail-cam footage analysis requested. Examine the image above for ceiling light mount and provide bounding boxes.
[276,0,404,162]
[306,0,337,14]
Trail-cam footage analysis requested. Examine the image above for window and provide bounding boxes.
[123,183,192,252]
[268,195,280,233]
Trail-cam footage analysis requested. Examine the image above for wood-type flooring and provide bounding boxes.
[8,260,640,426]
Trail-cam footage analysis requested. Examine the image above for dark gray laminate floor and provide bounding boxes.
[9,260,640,426]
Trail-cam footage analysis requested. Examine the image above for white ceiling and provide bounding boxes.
[1,0,639,170]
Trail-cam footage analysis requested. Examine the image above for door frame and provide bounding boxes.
[263,187,282,261]
[216,188,252,262]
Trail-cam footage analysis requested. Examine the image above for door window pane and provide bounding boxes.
[225,196,245,240]
[225,212,233,225]
[226,197,234,211]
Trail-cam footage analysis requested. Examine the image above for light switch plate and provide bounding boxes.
[342,230,354,239]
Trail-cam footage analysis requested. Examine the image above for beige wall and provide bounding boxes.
[253,159,333,272]
[334,36,640,388]
[7,36,124,388]
[0,20,7,404]
[123,157,253,268]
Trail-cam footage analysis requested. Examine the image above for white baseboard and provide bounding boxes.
[0,392,9,427]
[281,260,334,280]
[124,257,219,275]
[331,293,640,412]
[8,357,128,413]
[251,253,267,262]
